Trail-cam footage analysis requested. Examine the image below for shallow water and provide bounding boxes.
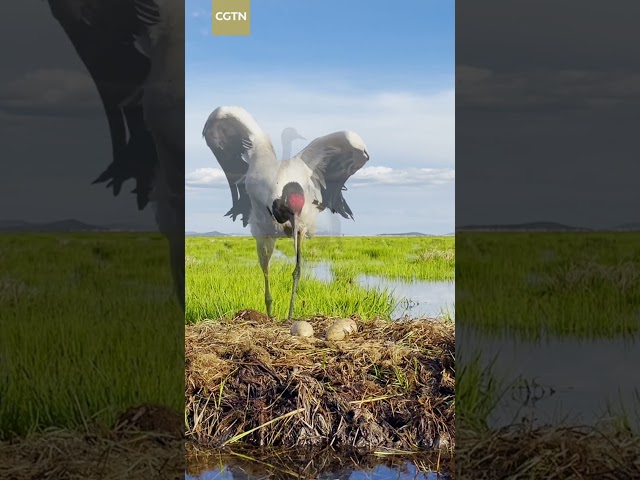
[186,444,450,480]
[270,255,456,320]
[186,462,448,480]
[308,262,455,320]
[358,275,455,320]
[459,326,640,432]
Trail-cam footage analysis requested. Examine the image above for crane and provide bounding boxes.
[280,127,306,160]
[203,106,370,319]
[47,0,185,309]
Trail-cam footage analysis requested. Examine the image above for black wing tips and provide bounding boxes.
[317,150,368,221]
[328,189,356,221]
[202,112,253,227]
[47,0,161,211]
[224,183,251,227]
[92,126,158,210]
[313,186,355,221]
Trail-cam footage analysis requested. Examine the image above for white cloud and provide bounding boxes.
[185,167,228,189]
[185,74,455,172]
[351,166,454,187]
[185,165,455,190]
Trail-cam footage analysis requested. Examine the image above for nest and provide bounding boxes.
[185,311,455,450]
[457,425,640,479]
[0,406,183,480]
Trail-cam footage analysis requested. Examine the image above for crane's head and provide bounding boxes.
[281,127,306,144]
[282,182,305,215]
[271,182,305,254]
[272,182,305,221]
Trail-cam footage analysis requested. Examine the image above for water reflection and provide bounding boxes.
[307,262,455,320]
[459,326,640,432]
[357,276,455,320]
[186,463,446,480]
[186,445,451,480]
[310,261,333,282]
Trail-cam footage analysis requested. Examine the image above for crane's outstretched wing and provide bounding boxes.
[47,0,160,210]
[296,131,370,220]
[202,106,277,227]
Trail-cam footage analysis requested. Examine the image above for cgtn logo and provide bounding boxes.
[215,11,248,21]
[212,0,251,36]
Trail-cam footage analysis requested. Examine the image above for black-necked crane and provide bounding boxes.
[202,106,369,319]
[47,0,185,309]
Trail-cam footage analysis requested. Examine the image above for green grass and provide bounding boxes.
[457,232,640,339]
[456,356,506,432]
[185,236,455,323]
[0,233,183,439]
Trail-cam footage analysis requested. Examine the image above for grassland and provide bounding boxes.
[0,233,183,439]
[185,235,455,323]
[457,232,640,339]
[456,232,640,477]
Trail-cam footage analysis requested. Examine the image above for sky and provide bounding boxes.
[456,0,640,229]
[0,2,157,228]
[185,0,455,235]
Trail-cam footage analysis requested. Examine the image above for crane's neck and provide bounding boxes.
[281,139,293,160]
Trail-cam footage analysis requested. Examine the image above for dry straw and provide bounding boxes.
[0,404,183,480]
[185,310,455,451]
[457,424,640,479]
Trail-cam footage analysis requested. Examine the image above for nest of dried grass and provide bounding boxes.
[0,405,182,479]
[185,311,455,450]
[457,425,640,479]
[0,411,183,480]
[186,442,453,480]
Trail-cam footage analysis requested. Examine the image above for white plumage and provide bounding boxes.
[203,106,370,319]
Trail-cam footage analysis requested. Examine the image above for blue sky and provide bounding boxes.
[186,0,455,235]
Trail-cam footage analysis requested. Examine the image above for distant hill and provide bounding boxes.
[104,222,156,231]
[0,219,104,232]
[377,232,434,237]
[613,222,640,231]
[457,222,590,232]
[185,231,228,237]
[458,221,640,232]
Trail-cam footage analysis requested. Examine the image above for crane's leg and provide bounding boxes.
[288,231,303,320]
[149,136,185,312]
[256,235,276,318]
